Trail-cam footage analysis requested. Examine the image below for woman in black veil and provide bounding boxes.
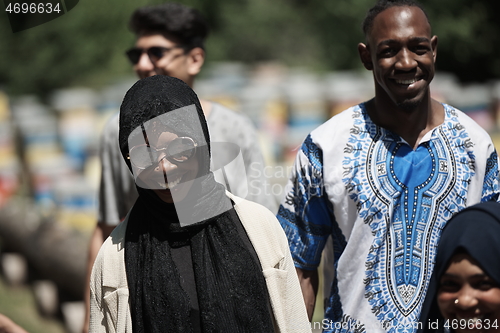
[89,75,310,333]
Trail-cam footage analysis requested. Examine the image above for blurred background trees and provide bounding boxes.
[0,0,499,97]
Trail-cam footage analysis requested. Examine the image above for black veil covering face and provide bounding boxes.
[118,75,274,333]
[418,201,500,332]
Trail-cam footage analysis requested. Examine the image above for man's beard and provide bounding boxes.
[397,98,422,113]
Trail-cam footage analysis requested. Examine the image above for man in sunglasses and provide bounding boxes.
[82,3,276,332]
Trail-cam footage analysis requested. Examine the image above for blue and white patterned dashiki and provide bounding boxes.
[278,102,500,333]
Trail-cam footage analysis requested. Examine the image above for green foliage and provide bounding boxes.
[0,0,499,96]
[207,0,322,68]
[421,0,500,82]
[0,0,164,96]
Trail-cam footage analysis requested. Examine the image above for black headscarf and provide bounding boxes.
[418,201,500,332]
[118,75,274,333]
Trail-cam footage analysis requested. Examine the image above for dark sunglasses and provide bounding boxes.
[125,46,182,65]
[128,137,198,169]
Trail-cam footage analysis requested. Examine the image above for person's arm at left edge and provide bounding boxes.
[0,314,29,333]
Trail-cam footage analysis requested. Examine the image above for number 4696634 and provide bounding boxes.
[5,2,61,14]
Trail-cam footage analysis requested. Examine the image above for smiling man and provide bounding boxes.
[277,0,500,332]
[357,1,441,148]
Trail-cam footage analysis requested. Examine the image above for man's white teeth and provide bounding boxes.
[396,78,417,85]
[158,176,181,189]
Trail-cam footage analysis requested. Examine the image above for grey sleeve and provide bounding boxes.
[237,116,278,212]
[97,114,138,226]
[208,104,278,213]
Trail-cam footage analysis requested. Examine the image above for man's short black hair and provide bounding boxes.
[129,2,209,51]
[362,0,429,37]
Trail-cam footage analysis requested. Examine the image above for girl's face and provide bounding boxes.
[132,131,199,203]
[437,252,500,332]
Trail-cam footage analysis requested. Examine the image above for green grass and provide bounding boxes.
[0,277,65,333]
